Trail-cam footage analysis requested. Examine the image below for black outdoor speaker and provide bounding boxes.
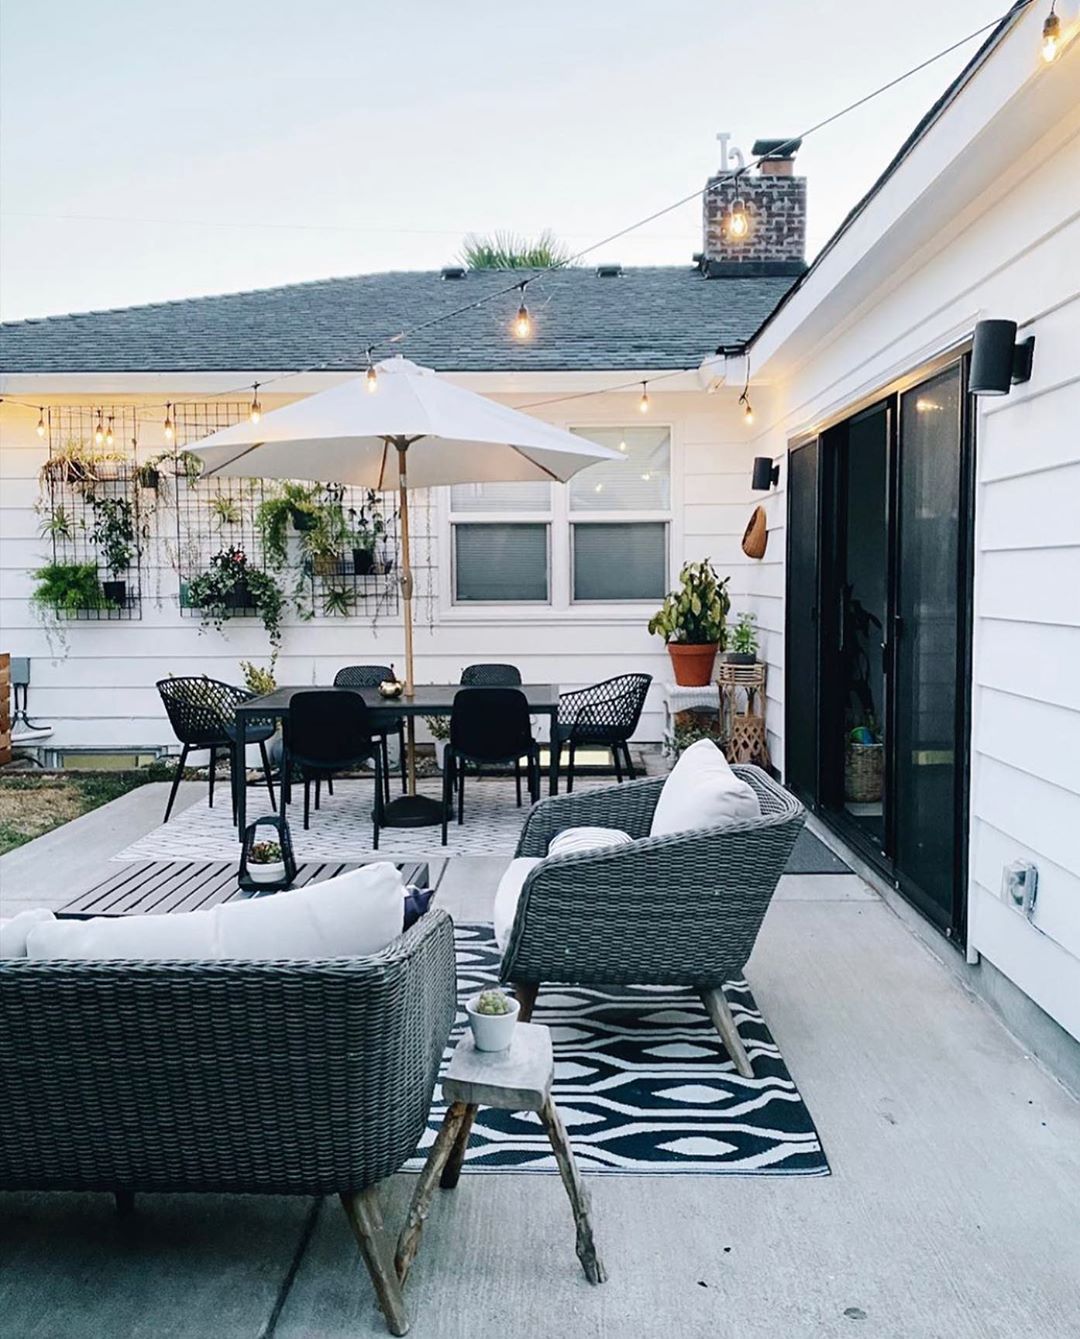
[969,319,1035,395]
[751,456,780,491]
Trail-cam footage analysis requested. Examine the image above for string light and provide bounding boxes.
[105,415,115,447]
[36,408,46,438]
[94,410,105,445]
[728,199,749,240]
[249,383,262,422]
[365,348,378,393]
[1042,3,1061,61]
[512,283,532,340]
[639,382,650,414]
[163,403,174,442]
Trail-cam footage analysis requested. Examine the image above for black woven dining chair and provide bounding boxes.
[460,663,522,686]
[284,690,383,846]
[442,688,540,846]
[156,678,277,823]
[554,673,652,792]
[333,665,407,803]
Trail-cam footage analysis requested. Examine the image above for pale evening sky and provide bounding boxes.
[0,0,1011,323]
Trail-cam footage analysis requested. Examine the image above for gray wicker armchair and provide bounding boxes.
[0,908,457,1336]
[500,766,804,1078]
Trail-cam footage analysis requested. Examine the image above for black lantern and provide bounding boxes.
[751,456,780,491]
[238,814,298,894]
[969,320,1035,396]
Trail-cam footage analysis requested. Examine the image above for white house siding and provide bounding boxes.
[747,82,1080,1038]
[0,387,763,752]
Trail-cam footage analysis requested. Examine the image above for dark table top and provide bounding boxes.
[236,683,561,718]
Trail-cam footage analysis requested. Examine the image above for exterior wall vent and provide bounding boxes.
[595,263,623,278]
[441,266,467,280]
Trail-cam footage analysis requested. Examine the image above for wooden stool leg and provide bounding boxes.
[438,1103,478,1190]
[513,980,539,1022]
[700,987,754,1078]
[395,1101,472,1286]
[340,1184,411,1336]
[538,1097,606,1284]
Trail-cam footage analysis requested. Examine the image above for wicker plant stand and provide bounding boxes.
[716,662,769,767]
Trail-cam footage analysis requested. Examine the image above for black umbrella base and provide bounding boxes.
[381,794,445,828]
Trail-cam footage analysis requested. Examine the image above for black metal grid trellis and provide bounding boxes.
[40,406,146,620]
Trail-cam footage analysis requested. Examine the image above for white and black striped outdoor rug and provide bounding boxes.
[406,923,830,1177]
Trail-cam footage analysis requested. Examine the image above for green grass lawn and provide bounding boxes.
[0,767,172,857]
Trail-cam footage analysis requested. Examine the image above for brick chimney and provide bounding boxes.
[700,138,807,277]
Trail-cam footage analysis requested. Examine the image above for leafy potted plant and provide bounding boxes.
[725,612,759,665]
[648,559,731,686]
[187,547,285,650]
[88,494,136,605]
[240,658,277,697]
[31,561,108,614]
[246,839,286,886]
[425,714,451,772]
[348,496,386,575]
[466,987,520,1051]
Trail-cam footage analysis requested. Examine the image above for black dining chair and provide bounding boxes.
[283,690,383,846]
[157,677,277,823]
[553,673,652,792]
[460,663,523,686]
[333,664,407,804]
[442,688,540,846]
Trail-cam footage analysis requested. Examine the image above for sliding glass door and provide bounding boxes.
[786,359,973,941]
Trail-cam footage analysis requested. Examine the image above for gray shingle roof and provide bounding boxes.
[0,267,794,375]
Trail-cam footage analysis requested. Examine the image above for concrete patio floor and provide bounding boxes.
[2,783,1079,1338]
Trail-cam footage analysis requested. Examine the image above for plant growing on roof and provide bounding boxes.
[648,559,731,687]
[457,230,570,270]
[186,546,285,650]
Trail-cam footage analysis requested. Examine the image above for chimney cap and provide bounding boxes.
[440,265,467,280]
[752,138,802,160]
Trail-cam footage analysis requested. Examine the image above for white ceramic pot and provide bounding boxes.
[247,860,286,886]
[434,739,448,773]
[466,993,520,1052]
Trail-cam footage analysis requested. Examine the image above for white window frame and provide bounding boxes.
[438,413,679,622]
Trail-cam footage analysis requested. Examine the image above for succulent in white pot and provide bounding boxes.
[425,715,451,772]
[247,839,285,886]
[466,988,520,1052]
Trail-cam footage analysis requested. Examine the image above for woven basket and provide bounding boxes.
[742,506,768,559]
[845,742,883,802]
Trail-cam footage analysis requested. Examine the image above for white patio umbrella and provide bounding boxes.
[188,356,623,817]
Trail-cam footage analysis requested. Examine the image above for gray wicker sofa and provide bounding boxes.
[500,766,804,1077]
[0,907,458,1336]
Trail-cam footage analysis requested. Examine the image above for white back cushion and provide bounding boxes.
[25,862,405,961]
[0,908,56,958]
[650,739,761,837]
[493,857,542,952]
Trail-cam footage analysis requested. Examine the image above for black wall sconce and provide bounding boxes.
[969,319,1035,396]
[751,456,780,491]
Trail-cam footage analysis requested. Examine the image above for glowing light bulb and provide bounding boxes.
[741,394,754,425]
[513,300,532,340]
[639,383,650,414]
[105,415,114,447]
[163,405,174,442]
[594,483,603,493]
[250,384,262,422]
[618,439,627,452]
[94,413,105,445]
[641,472,651,481]
[36,409,46,438]
[728,200,749,240]
[366,364,378,393]
[1042,6,1061,61]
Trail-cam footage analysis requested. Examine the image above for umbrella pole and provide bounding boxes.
[397,441,418,794]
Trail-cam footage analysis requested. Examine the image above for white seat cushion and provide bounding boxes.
[493,857,542,953]
[650,738,761,837]
[25,862,405,961]
[0,908,55,958]
[547,826,633,858]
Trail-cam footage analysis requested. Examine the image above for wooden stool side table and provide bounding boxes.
[395,1023,606,1286]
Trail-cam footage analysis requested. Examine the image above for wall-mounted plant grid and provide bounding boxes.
[39,405,147,620]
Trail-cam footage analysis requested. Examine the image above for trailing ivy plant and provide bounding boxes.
[186,546,285,650]
[88,494,136,576]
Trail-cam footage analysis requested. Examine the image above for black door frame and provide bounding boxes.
[784,356,975,946]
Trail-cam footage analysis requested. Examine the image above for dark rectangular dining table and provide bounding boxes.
[233,683,562,835]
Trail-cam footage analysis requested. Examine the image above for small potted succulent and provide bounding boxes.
[724,611,759,665]
[466,987,520,1052]
[246,839,286,886]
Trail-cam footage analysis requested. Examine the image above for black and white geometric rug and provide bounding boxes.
[405,923,830,1177]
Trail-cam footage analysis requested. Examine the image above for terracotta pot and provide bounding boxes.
[667,642,719,686]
